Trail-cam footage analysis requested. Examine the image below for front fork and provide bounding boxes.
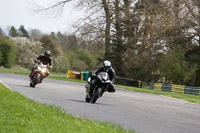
[39,74,45,83]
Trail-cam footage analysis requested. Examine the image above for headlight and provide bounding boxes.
[87,77,91,82]
[102,75,108,80]
[41,69,46,73]
[38,67,42,71]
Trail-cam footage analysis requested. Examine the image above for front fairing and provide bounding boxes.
[95,72,111,90]
[37,63,48,75]
[97,72,111,83]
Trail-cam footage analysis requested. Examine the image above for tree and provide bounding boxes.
[0,37,18,68]
[110,0,125,76]
[160,46,196,85]
[12,37,44,68]
[183,0,200,46]
[56,31,66,45]
[31,0,200,84]
[76,48,97,70]
[65,34,79,50]
[19,25,29,38]
[102,0,112,60]
[39,35,60,57]
[53,53,70,73]
[29,29,42,40]
[32,0,113,59]
[50,32,57,40]
[9,26,19,37]
[185,46,200,86]
[121,0,165,81]
[0,27,5,37]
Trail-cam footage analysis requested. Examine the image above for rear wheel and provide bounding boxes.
[90,88,101,103]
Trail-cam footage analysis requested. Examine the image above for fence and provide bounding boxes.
[66,70,142,88]
[149,83,200,95]
[115,76,142,88]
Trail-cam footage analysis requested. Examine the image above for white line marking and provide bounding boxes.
[0,80,13,91]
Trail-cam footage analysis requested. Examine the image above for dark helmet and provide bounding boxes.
[103,60,111,71]
[44,50,51,57]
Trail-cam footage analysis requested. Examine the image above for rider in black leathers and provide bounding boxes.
[29,50,53,81]
[86,60,116,96]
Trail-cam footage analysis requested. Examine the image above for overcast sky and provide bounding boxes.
[0,0,83,34]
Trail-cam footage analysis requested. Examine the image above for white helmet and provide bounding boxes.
[103,60,111,71]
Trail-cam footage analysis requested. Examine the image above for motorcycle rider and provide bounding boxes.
[29,50,53,82]
[86,60,115,97]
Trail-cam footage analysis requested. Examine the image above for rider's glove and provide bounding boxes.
[34,58,38,63]
[92,73,96,77]
[48,66,53,69]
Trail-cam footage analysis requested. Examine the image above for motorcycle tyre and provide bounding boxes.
[30,74,38,87]
[85,94,91,102]
[90,88,101,103]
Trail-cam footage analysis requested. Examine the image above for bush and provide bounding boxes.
[53,54,70,73]
[66,51,87,71]
[0,37,17,68]
[11,37,44,69]
[76,49,97,71]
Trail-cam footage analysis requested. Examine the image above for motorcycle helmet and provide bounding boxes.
[44,50,51,57]
[103,60,111,71]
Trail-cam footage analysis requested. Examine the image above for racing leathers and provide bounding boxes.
[87,66,116,96]
[29,54,53,79]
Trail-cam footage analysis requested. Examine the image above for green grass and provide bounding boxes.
[0,67,86,83]
[0,67,30,75]
[0,83,132,133]
[1,67,200,104]
[49,73,86,83]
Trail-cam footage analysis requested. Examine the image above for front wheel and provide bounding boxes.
[30,74,38,87]
[90,88,101,103]
[30,79,37,87]
[85,94,91,102]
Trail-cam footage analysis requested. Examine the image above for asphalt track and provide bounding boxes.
[1,73,200,133]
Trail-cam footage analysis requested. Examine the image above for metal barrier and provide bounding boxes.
[115,76,142,88]
[66,70,142,87]
[149,83,200,95]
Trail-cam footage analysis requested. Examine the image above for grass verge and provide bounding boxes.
[0,67,86,83]
[0,83,132,133]
[115,85,200,104]
[1,67,200,104]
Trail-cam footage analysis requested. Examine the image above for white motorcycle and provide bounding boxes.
[30,62,49,87]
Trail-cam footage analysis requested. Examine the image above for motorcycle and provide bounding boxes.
[29,62,49,87]
[85,71,111,103]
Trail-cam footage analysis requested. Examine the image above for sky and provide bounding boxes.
[0,0,83,34]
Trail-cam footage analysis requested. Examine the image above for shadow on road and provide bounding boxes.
[16,85,31,88]
[16,84,46,89]
[65,98,86,103]
[65,98,114,106]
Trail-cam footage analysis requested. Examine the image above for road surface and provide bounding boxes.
[1,73,200,133]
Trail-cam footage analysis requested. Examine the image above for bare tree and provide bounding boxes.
[32,0,73,17]
[32,0,114,59]
[31,0,200,84]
